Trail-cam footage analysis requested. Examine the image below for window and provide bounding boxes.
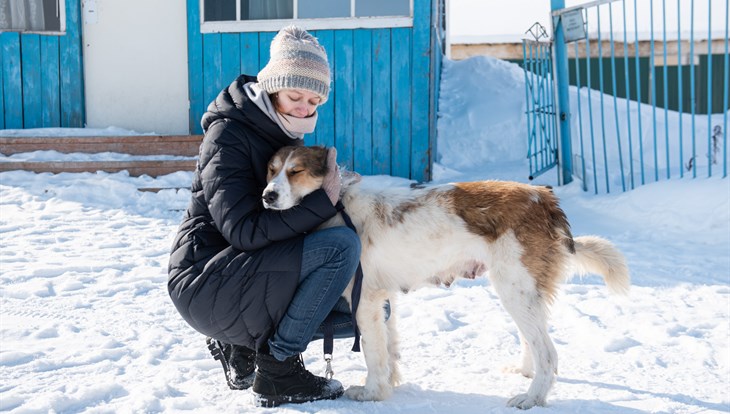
[0,0,65,33]
[200,0,412,33]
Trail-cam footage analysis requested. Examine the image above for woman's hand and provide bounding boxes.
[322,147,341,205]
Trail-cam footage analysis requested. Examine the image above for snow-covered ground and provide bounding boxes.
[1,56,729,413]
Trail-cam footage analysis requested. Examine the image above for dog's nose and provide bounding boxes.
[263,191,278,204]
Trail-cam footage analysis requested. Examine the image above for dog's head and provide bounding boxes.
[262,146,329,210]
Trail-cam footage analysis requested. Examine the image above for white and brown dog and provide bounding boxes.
[262,145,629,409]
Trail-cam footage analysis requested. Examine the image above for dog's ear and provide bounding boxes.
[341,169,362,188]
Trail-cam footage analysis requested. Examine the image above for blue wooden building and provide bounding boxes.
[0,0,446,182]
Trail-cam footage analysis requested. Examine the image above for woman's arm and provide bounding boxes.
[201,123,338,251]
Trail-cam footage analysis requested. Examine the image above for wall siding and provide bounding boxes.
[0,0,84,130]
[58,0,83,127]
[353,29,373,175]
[41,36,61,127]
[2,33,22,129]
[0,44,5,129]
[312,30,335,149]
[186,0,439,181]
[371,28,392,175]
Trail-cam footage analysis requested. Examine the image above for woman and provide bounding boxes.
[167,26,360,407]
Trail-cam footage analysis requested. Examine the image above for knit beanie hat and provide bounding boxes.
[257,26,331,104]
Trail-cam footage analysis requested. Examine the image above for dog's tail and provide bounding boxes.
[571,236,630,295]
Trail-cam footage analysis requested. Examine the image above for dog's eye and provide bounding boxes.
[288,169,303,176]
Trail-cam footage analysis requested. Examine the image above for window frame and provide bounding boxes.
[199,0,413,33]
[0,0,66,35]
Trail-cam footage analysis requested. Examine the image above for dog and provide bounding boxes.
[261,145,630,409]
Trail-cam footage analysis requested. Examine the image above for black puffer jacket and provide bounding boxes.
[167,74,338,350]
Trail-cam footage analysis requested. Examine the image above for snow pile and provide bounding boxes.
[1,55,729,413]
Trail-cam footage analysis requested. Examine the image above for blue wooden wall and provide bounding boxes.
[0,0,84,130]
[186,0,441,182]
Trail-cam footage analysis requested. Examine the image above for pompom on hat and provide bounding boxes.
[257,26,331,104]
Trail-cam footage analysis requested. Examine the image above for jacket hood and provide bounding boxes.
[201,74,293,147]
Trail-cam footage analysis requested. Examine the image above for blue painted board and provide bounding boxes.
[59,0,83,127]
[353,29,373,175]
[334,30,354,170]
[371,29,392,175]
[202,33,223,113]
[431,0,443,178]
[0,42,4,129]
[258,32,276,70]
[21,34,42,128]
[410,0,431,182]
[41,36,60,127]
[2,33,23,129]
[222,33,241,88]
[240,32,260,77]
[311,30,335,148]
[187,0,204,134]
[391,28,412,179]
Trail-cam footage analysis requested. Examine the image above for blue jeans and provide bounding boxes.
[268,226,361,361]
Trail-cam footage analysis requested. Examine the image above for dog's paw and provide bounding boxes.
[501,365,534,378]
[506,393,544,409]
[345,385,389,401]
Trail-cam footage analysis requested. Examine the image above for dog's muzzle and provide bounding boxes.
[262,189,280,209]
[262,190,278,204]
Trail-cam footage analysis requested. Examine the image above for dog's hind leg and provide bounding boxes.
[345,290,393,401]
[490,261,558,409]
[502,330,534,378]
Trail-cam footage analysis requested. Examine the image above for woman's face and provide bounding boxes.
[273,89,322,118]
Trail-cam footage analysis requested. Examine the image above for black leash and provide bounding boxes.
[322,202,363,378]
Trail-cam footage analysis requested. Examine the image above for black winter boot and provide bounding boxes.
[206,337,256,390]
[253,353,344,407]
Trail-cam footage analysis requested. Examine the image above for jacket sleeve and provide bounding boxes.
[200,122,338,252]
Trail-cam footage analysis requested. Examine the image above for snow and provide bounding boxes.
[2,56,729,413]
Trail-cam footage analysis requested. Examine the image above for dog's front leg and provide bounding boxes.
[384,297,401,386]
[345,290,393,401]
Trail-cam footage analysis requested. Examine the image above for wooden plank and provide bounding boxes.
[0,135,203,156]
[311,30,335,148]
[59,0,84,127]
[353,29,373,175]
[221,33,241,88]
[21,34,42,129]
[371,29,392,175]
[0,160,197,177]
[258,31,276,70]
[41,36,61,127]
[187,0,204,134]
[410,0,432,182]
[0,33,5,130]
[334,30,354,171]
[430,0,443,183]
[2,33,23,129]
[240,32,260,77]
[202,33,222,113]
[391,28,411,179]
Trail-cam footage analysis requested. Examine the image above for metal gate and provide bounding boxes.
[522,30,559,180]
[550,0,729,194]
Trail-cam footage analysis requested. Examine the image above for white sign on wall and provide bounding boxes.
[562,8,586,43]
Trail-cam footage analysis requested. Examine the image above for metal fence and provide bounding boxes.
[549,0,729,193]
